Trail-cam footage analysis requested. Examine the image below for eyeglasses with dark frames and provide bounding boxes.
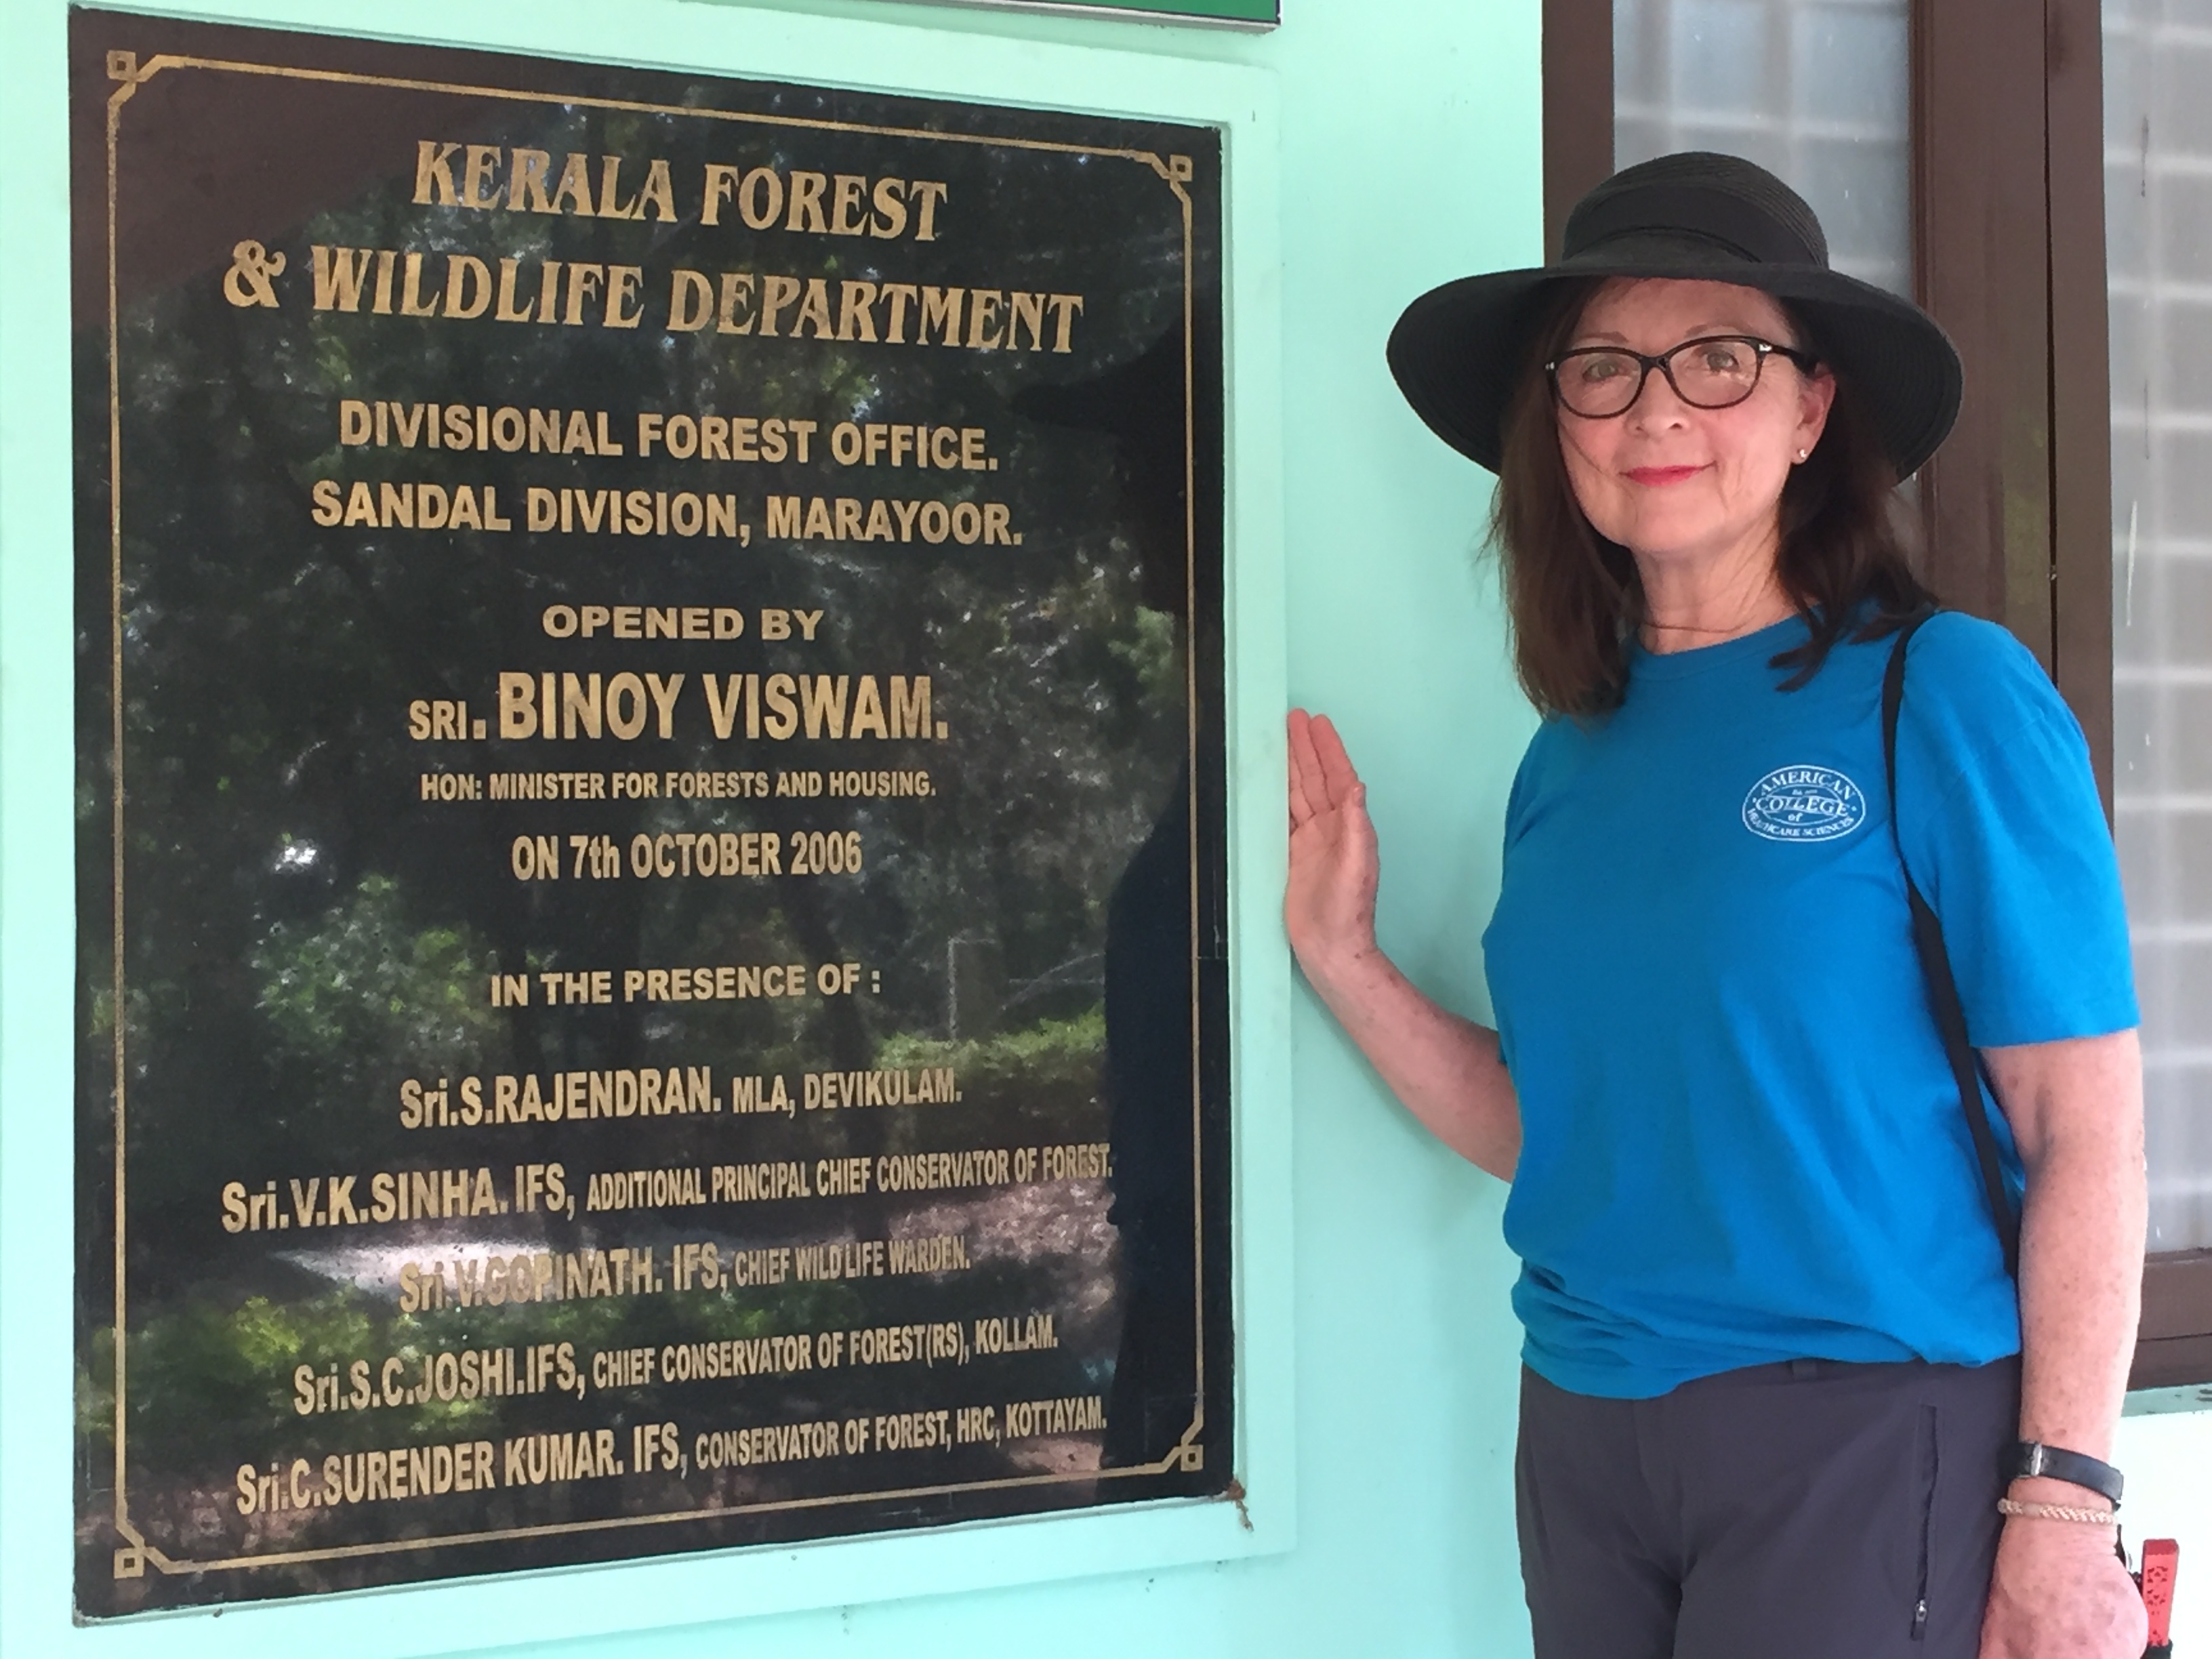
[1544,334,1820,419]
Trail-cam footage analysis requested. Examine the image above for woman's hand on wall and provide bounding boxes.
[1284,710,1520,1179]
[1286,709,1380,981]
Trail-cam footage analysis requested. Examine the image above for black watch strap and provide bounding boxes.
[2008,1441,2124,1507]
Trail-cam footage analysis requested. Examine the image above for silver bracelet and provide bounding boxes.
[1997,1497,2117,1526]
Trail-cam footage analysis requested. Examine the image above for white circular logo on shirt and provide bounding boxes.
[1742,765,1867,842]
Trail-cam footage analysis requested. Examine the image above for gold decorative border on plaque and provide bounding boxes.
[100,42,1217,1580]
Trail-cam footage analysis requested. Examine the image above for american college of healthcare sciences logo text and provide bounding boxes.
[1742,764,1868,842]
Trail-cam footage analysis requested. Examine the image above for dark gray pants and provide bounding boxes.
[1516,1356,2020,1658]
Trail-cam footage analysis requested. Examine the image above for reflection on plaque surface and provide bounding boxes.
[70,9,1229,1614]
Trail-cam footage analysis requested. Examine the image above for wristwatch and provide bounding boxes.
[2007,1441,2125,1508]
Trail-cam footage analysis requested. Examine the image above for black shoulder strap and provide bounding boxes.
[1883,611,2022,1278]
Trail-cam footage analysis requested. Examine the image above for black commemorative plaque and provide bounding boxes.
[70,9,1229,1615]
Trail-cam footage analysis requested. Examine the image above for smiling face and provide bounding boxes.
[1555,278,1835,576]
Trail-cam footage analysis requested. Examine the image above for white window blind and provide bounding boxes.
[1614,0,1911,297]
[2108,0,2212,1253]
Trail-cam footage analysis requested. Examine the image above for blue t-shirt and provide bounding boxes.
[1482,611,2137,1399]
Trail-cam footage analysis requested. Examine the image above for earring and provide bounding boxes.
[1795,448,1809,462]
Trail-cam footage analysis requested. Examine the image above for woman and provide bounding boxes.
[1287,152,2149,1658]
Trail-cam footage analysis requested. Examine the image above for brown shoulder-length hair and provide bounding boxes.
[1488,276,1935,718]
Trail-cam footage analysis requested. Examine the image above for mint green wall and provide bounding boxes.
[621,10,1544,1657]
[0,0,1544,1652]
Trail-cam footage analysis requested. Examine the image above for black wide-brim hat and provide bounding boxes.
[1387,151,1963,478]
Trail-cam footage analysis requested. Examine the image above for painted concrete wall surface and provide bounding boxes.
[1,0,1547,1653]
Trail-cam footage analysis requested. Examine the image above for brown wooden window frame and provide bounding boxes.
[1542,0,2212,1389]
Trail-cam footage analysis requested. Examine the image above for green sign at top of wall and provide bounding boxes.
[935,0,1278,25]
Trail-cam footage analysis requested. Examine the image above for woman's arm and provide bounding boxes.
[1989,1030,2145,1483]
[1287,710,1521,1179]
[1975,1030,2148,1659]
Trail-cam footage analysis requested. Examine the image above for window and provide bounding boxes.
[1614,0,1911,298]
[2107,0,2212,1382]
